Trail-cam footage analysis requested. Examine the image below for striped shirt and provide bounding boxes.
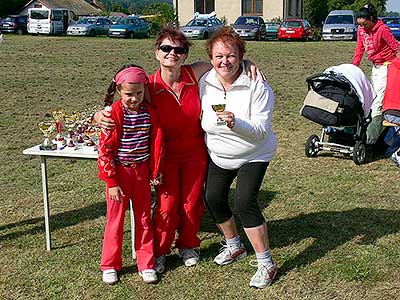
[115,104,151,165]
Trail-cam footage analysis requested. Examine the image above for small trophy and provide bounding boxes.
[38,114,57,150]
[52,109,66,149]
[211,104,227,126]
[64,112,79,147]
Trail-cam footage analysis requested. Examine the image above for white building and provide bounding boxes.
[173,0,303,25]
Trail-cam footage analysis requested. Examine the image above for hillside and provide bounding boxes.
[99,0,172,12]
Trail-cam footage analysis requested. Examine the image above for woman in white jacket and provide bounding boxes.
[199,26,277,289]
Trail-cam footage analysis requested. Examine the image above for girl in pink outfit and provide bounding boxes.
[352,4,399,144]
[98,65,163,285]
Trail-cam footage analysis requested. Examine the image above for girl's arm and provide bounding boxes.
[97,117,119,187]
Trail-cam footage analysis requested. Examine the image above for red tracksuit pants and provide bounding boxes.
[101,162,155,272]
[153,150,208,257]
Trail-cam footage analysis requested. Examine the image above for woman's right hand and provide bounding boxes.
[108,186,125,202]
[94,110,115,130]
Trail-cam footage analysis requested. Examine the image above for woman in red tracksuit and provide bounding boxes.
[147,28,210,272]
[98,65,163,285]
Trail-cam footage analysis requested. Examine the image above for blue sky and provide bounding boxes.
[387,0,400,12]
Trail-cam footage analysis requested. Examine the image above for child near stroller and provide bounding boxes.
[382,57,400,167]
[300,64,376,165]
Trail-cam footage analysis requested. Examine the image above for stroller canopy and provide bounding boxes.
[324,64,376,117]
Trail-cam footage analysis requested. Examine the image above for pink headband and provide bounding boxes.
[115,67,147,85]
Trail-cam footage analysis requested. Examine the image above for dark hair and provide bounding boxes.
[356,3,378,22]
[155,27,192,54]
[206,26,246,60]
[104,64,144,106]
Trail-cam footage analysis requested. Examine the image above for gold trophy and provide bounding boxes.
[38,114,57,150]
[211,104,227,126]
[64,112,79,147]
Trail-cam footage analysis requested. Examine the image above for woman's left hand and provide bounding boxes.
[243,59,259,81]
[216,111,235,129]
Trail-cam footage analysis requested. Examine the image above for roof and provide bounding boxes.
[22,0,101,16]
[328,10,355,15]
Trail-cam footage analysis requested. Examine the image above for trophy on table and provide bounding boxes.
[64,112,79,147]
[38,114,57,150]
[211,104,227,126]
[52,109,66,148]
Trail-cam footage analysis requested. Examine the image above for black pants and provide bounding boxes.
[205,160,269,228]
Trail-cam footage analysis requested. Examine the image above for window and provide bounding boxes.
[30,10,49,20]
[194,0,215,14]
[51,11,63,21]
[242,0,263,15]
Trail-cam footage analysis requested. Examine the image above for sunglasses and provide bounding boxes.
[159,45,187,55]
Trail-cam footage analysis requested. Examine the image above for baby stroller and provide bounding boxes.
[300,64,374,165]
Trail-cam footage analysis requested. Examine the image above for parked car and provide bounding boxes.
[108,16,149,38]
[265,22,280,40]
[67,17,111,36]
[108,16,124,25]
[0,15,28,35]
[233,16,266,40]
[322,10,357,41]
[180,12,223,39]
[278,18,315,41]
[380,17,400,40]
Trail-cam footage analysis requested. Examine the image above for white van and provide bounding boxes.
[28,7,77,35]
[322,10,357,41]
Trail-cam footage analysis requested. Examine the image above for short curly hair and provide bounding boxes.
[206,26,246,60]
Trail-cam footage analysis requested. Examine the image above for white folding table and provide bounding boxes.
[22,145,136,258]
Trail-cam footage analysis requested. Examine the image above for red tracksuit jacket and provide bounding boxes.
[383,57,400,114]
[97,100,164,187]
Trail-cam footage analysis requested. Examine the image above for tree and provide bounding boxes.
[386,11,400,17]
[344,0,387,16]
[0,0,26,17]
[142,2,175,34]
[304,0,328,26]
[304,0,388,27]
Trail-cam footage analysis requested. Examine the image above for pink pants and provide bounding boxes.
[153,150,208,257]
[101,162,155,272]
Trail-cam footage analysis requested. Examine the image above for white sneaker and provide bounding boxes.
[155,255,166,273]
[390,150,400,167]
[102,269,118,285]
[139,269,158,284]
[249,262,277,289]
[179,248,199,267]
[213,241,247,266]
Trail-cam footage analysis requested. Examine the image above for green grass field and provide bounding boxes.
[1,35,399,300]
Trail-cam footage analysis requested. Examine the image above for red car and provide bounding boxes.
[278,18,315,41]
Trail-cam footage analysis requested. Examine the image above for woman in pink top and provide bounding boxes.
[352,3,399,144]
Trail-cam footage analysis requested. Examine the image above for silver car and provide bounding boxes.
[67,17,111,36]
[181,15,223,39]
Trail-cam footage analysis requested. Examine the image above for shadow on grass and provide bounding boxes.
[269,208,400,277]
[0,201,106,244]
[3,195,400,281]
[199,188,278,260]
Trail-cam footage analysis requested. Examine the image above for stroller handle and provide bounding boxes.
[306,72,355,93]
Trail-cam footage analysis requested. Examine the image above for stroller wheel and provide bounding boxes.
[352,141,366,165]
[305,134,320,157]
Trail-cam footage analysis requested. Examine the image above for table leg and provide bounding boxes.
[40,156,51,251]
[129,200,136,259]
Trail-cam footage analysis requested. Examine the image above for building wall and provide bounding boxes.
[215,2,241,25]
[176,0,194,25]
[174,0,303,25]
[264,1,283,21]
